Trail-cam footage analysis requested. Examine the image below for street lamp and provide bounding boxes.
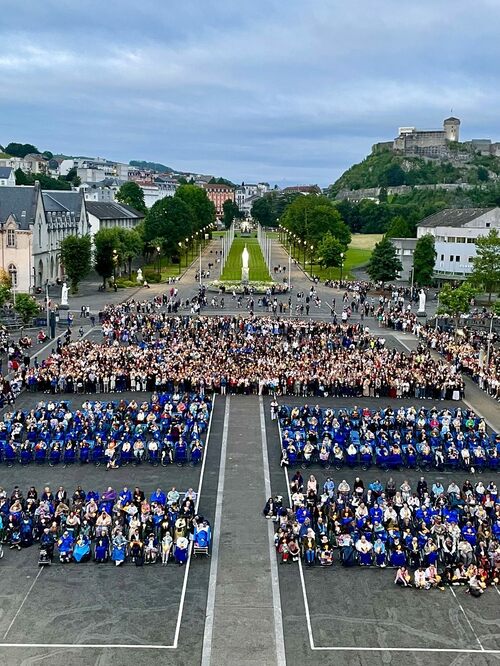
[112,249,118,283]
[156,245,161,278]
[340,252,345,286]
[310,244,314,276]
[178,242,182,274]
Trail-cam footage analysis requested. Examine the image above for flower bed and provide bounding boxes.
[208,280,289,294]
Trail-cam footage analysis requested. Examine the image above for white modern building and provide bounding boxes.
[417,207,500,280]
[86,201,144,236]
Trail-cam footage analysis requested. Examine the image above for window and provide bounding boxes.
[456,237,465,243]
[456,256,460,262]
[450,256,454,262]
[447,236,456,243]
[8,264,17,287]
[485,223,490,228]
[7,228,15,247]
[467,238,475,244]
[440,254,444,261]
[469,257,474,262]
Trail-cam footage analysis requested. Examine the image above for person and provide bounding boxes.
[414,567,426,589]
[57,530,74,563]
[425,564,445,590]
[161,533,173,565]
[73,535,91,563]
[174,535,189,566]
[112,530,127,566]
[394,566,412,587]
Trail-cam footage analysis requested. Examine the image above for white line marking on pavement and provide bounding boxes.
[201,396,230,666]
[3,567,44,640]
[259,397,286,666]
[449,586,485,652]
[0,643,176,649]
[277,418,315,651]
[311,647,498,653]
[172,395,216,649]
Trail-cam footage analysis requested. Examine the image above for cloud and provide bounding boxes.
[1,0,500,184]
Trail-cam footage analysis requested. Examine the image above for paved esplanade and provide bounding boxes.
[202,397,284,666]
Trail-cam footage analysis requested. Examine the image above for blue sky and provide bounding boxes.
[1,0,499,186]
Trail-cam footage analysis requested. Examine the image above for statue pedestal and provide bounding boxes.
[241,267,249,284]
[416,309,427,317]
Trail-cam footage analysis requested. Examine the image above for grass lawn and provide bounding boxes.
[221,236,271,281]
[291,233,382,280]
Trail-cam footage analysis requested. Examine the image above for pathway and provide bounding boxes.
[203,396,284,665]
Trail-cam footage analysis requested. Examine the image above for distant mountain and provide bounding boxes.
[129,160,173,173]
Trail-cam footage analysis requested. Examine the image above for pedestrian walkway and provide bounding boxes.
[203,396,284,666]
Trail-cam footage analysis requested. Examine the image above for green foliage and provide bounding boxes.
[413,234,436,286]
[470,229,500,302]
[385,216,413,238]
[64,167,81,187]
[366,237,402,281]
[142,270,161,283]
[175,184,216,230]
[4,142,39,158]
[94,228,122,285]
[281,195,351,247]
[317,232,344,270]
[493,301,500,316]
[222,199,241,229]
[438,282,476,326]
[14,293,39,325]
[477,166,490,182]
[129,160,173,173]
[116,181,147,214]
[14,169,71,190]
[60,235,92,293]
[0,284,11,307]
[251,196,275,227]
[144,196,194,256]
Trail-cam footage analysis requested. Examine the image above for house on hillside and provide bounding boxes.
[0,167,16,187]
[86,201,144,237]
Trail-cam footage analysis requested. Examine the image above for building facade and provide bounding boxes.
[86,202,144,237]
[390,237,418,282]
[0,167,16,187]
[0,185,37,293]
[417,207,500,280]
[203,183,235,217]
[393,117,461,156]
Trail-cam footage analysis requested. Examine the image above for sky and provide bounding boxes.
[1,0,500,186]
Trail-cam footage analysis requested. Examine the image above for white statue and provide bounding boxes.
[418,289,426,313]
[61,282,69,306]
[136,268,143,283]
[241,245,250,283]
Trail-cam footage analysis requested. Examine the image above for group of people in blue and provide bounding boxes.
[279,404,500,472]
[268,472,500,593]
[0,393,211,468]
[0,483,211,566]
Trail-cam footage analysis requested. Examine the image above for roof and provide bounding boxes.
[0,167,13,179]
[418,207,495,228]
[42,190,83,216]
[85,201,144,220]
[282,185,321,194]
[0,185,37,230]
[444,117,460,123]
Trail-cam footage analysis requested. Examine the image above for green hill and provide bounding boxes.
[328,145,499,196]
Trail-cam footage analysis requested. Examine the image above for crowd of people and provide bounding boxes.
[0,483,210,566]
[0,394,211,468]
[278,404,499,471]
[267,473,500,595]
[5,316,464,398]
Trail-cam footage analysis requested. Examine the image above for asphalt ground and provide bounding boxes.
[0,393,225,666]
[264,395,500,666]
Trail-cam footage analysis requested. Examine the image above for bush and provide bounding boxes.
[114,278,137,288]
[143,271,161,283]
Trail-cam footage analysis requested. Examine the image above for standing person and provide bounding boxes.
[271,396,278,421]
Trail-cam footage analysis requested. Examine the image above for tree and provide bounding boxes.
[317,232,344,275]
[366,237,402,281]
[14,293,39,326]
[438,282,476,332]
[281,195,351,247]
[64,167,81,188]
[60,235,92,293]
[412,234,436,286]
[477,166,489,182]
[0,284,11,308]
[385,216,413,239]
[222,199,240,229]
[251,196,274,227]
[14,168,29,185]
[382,163,405,187]
[94,228,122,286]
[119,228,143,278]
[470,229,500,303]
[175,184,216,231]
[144,196,194,257]
[116,181,147,214]
[4,142,39,158]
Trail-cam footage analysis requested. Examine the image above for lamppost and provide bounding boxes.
[340,252,345,286]
[310,244,314,276]
[302,239,306,267]
[178,242,182,274]
[112,249,118,284]
[156,245,161,279]
[486,313,497,369]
